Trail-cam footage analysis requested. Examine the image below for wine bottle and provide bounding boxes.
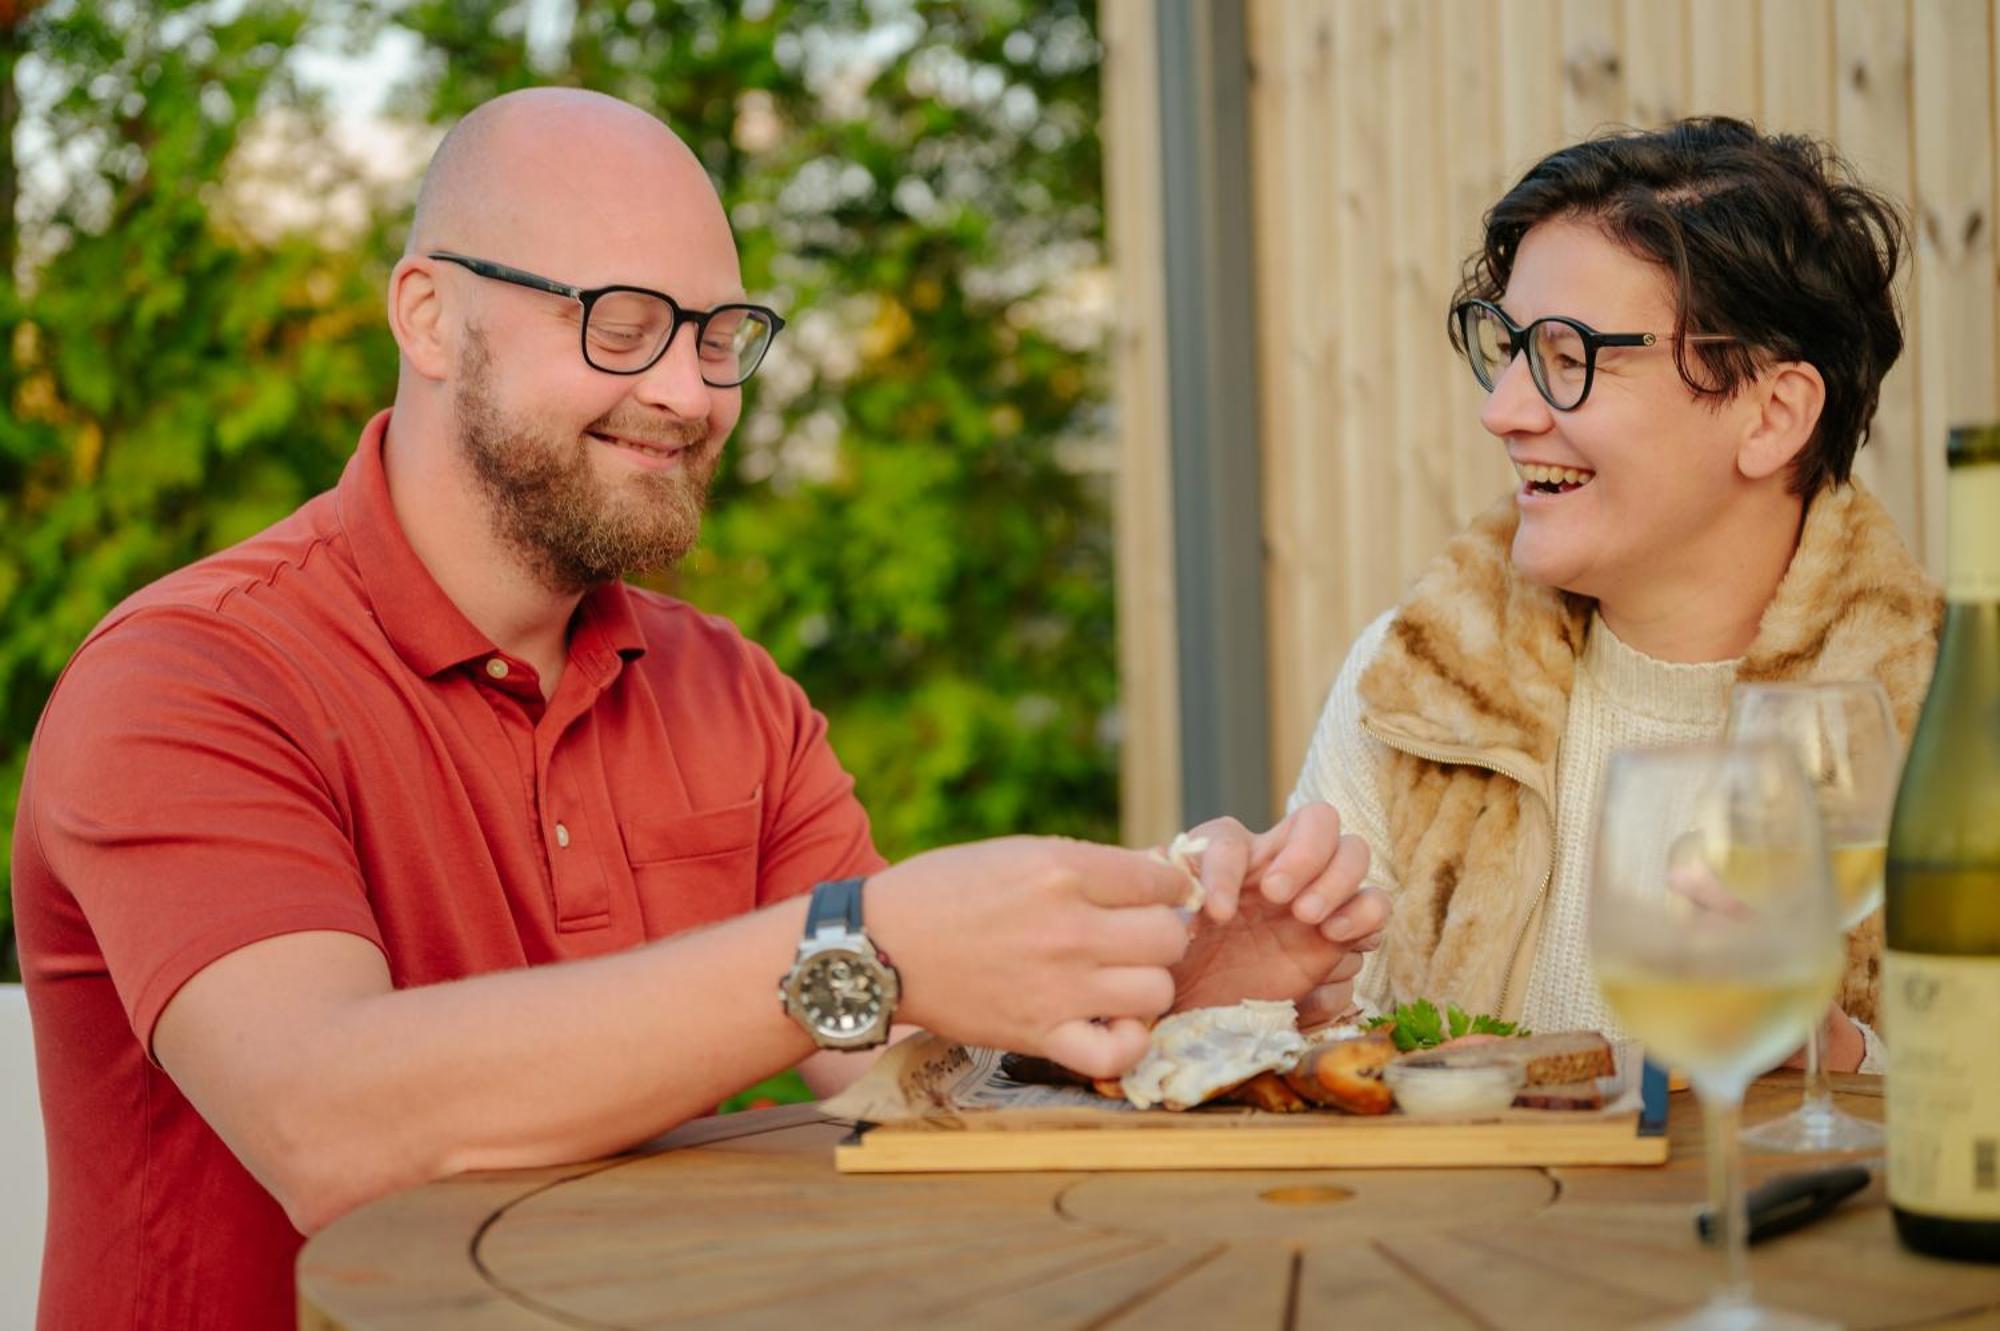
[1884,421,2000,1263]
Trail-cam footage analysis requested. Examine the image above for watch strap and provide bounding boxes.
[804,877,867,942]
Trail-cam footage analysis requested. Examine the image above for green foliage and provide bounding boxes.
[391,0,1117,861]
[0,1,1117,980]
[717,1068,814,1115]
[1366,1000,1526,1052]
[1,0,401,978]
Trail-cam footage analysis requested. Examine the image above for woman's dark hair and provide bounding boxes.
[1450,116,1906,498]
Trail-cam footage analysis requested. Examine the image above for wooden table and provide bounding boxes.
[299,1074,2000,1330]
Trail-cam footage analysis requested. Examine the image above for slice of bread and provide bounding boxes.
[1397,1030,1615,1087]
[1510,1080,1605,1111]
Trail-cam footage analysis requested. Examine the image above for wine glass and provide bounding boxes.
[1728,680,1899,1153]
[1591,742,1844,1331]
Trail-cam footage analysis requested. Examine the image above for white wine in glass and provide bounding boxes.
[1829,840,1889,930]
[1592,742,1844,1331]
[1728,680,1899,1153]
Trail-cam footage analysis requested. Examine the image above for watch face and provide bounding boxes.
[795,950,887,1038]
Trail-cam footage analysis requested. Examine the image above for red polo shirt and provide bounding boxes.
[13,410,884,1331]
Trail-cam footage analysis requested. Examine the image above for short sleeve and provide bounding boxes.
[735,638,887,905]
[22,608,383,1052]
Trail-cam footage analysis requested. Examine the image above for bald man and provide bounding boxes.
[13,89,1385,1330]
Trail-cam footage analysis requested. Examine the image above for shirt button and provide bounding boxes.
[555,822,571,848]
[485,658,510,680]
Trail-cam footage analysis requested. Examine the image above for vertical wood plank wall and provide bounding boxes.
[1101,1,1185,846]
[1240,0,2000,816]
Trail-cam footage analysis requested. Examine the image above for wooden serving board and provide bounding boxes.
[835,1065,1672,1173]
[836,1106,1669,1173]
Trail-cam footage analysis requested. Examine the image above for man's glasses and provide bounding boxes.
[429,251,786,388]
[1452,298,1735,411]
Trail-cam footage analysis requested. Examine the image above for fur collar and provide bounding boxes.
[1353,480,1941,1023]
[1360,482,1939,769]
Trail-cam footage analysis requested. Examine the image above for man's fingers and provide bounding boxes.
[1255,803,1342,906]
[1043,1017,1153,1081]
[1084,966,1178,1021]
[1088,907,1192,967]
[1071,844,1197,909]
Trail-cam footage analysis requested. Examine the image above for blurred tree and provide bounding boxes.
[388,0,1117,858]
[0,0,400,979]
[1,0,1119,1033]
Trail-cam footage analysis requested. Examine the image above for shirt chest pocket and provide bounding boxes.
[622,788,763,941]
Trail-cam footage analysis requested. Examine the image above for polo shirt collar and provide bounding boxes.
[574,579,647,664]
[336,411,497,677]
[335,412,651,677]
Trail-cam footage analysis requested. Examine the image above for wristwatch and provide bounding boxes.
[778,878,901,1050]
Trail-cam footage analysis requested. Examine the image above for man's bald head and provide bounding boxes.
[406,88,738,300]
[384,88,750,596]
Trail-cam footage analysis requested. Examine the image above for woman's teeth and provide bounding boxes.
[1516,462,1595,493]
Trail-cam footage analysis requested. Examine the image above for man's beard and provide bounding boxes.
[454,327,717,594]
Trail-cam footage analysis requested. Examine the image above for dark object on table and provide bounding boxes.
[1697,1165,1871,1246]
[996,1052,1095,1089]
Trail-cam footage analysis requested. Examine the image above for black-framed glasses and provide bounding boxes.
[1451,298,1736,411]
[428,251,786,388]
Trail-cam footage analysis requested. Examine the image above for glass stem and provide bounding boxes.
[1702,1088,1753,1309]
[1801,1013,1835,1119]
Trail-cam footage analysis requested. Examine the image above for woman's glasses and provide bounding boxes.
[1452,298,1735,412]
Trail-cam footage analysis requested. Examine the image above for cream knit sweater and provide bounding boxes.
[1291,609,1883,1069]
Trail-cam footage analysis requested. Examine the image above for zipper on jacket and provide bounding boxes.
[1496,863,1556,1021]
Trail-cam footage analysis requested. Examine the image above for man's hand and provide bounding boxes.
[1169,805,1388,1022]
[865,837,1194,1080]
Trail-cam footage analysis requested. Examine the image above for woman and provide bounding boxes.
[1291,117,1939,1071]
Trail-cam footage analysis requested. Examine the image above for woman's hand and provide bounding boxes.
[1165,805,1389,1020]
[1781,1003,1866,1073]
[1184,803,1384,943]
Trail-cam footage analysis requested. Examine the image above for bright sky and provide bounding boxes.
[10,0,579,256]
[290,0,578,120]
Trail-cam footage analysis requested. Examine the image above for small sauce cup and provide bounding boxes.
[1381,1061,1525,1116]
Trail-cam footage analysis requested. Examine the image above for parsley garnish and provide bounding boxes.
[1365,1000,1526,1052]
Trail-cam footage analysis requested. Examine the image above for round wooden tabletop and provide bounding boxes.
[299,1075,2000,1330]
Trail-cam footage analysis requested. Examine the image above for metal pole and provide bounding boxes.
[1154,0,1271,825]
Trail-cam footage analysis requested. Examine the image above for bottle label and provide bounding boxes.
[1884,951,2000,1219]
[1946,465,2000,600]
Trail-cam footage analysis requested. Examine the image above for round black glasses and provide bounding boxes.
[1452,298,1736,412]
[429,251,786,388]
